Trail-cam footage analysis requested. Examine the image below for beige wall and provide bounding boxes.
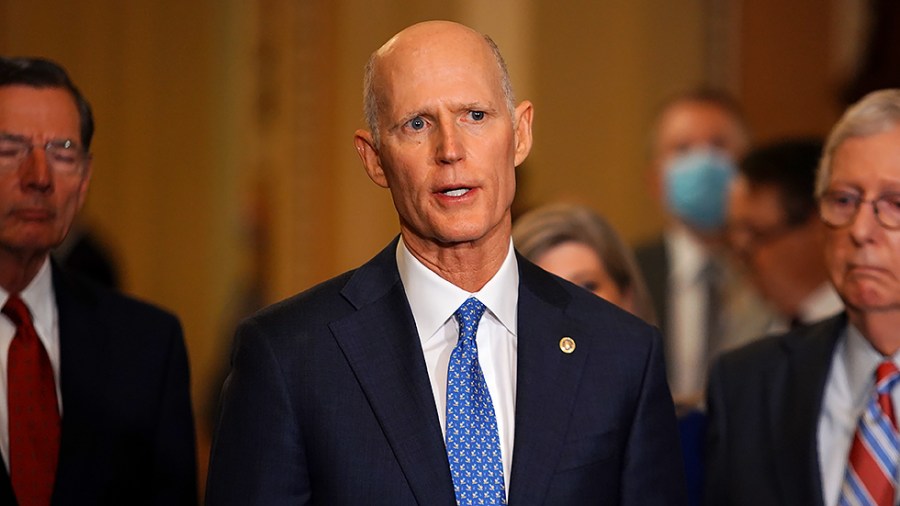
[739,0,839,141]
[2,0,842,483]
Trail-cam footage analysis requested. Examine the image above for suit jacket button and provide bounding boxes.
[559,336,576,354]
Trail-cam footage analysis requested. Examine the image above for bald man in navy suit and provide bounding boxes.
[207,20,686,505]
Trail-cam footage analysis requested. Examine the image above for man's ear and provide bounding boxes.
[513,100,534,167]
[354,129,389,188]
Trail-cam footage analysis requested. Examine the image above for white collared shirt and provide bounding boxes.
[665,226,711,399]
[0,258,63,469]
[818,325,900,506]
[396,237,518,494]
[767,282,844,334]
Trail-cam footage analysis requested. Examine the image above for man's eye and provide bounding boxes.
[829,191,859,207]
[0,140,25,157]
[469,110,485,121]
[406,117,426,131]
[50,150,78,164]
[881,194,900,211]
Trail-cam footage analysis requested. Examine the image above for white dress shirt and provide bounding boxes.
[396,237,518,494]
[665,226,774,401]
[767,282,844,334]
[666,227,712,399]
[818,325,900,506]
[0,258,63,468]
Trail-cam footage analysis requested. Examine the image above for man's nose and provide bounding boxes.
[435,122,464,165]
[19,148,53,192]
[848,201,880,244]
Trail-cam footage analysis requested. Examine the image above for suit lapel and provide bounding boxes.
[508,258,588,504]
[770,316,845,506]
[329,240,455,505]
[51,265,111,501]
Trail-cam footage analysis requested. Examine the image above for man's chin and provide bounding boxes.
[843,286,900,313]
[1,234,63,258]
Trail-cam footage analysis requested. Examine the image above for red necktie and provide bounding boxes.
[839,360,900,506]
[3,295,60,506]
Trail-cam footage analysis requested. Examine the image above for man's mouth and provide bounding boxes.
[442,188,470,197]
[12,208,55,221]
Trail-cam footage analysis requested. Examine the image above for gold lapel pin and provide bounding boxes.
[559,336,576,354]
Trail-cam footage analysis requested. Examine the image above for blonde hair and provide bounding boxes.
[513,203,657,325]
[816,89,900,197]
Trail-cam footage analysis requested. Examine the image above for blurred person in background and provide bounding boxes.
[0,57,197,505]
[706,89,900,506]
[512,202,656,324]
[727,138,842,332]
[635,88,772,406]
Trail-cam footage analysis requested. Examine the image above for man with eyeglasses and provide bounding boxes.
[0,57,197,504]
[726,138,843,332]
[705,88,900,506]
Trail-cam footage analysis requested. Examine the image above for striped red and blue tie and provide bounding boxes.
[839,360,900,506]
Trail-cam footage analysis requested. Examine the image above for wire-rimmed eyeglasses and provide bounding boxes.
[819,189,900,230]
[0,133,88,176]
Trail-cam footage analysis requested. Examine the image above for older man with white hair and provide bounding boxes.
[705,88,900,506]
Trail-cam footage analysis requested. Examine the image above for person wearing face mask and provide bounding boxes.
[635,88,774,407]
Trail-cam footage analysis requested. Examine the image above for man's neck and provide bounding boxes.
[0,249,49,294]
[849,309,900,356]
[401,231,510,293]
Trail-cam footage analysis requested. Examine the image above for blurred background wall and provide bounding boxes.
[3,0,895,487]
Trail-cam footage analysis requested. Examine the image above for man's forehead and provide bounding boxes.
[0,85,78,114]
[731,189,786,229]
[374,42,501,108]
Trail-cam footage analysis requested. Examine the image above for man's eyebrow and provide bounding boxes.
[0,132,28,142]
[457,101,498,112]
[0,132,80,147]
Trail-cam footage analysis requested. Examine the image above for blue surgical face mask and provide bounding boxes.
[663,149,736,232]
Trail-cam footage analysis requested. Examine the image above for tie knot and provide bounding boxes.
[876,360,900,393]
[454,297,486,342]
[2,295,31,328]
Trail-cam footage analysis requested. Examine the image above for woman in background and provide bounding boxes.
[513,203,656,325]
[516,203,709,506]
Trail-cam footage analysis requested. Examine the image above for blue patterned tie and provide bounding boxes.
[446,297,506,505]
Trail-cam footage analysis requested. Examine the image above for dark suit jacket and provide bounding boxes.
[704,314,846,506]
[207,239,687,505]
[0,265,198,505]
[634,237,670,339]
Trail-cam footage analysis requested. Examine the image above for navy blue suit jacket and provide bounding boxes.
[704,314,846,506]
[0,265,198,505]
[207,239,686,505]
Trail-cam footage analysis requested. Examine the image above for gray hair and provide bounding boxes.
[512,203,657,325]
[362,33,515,147]
[816,89,900,197]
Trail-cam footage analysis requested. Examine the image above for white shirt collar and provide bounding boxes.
[396,236,519,343]
[665,225,710,285]
[842,323,900,405]
[0,258,55,336]
[797,282,843,324]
